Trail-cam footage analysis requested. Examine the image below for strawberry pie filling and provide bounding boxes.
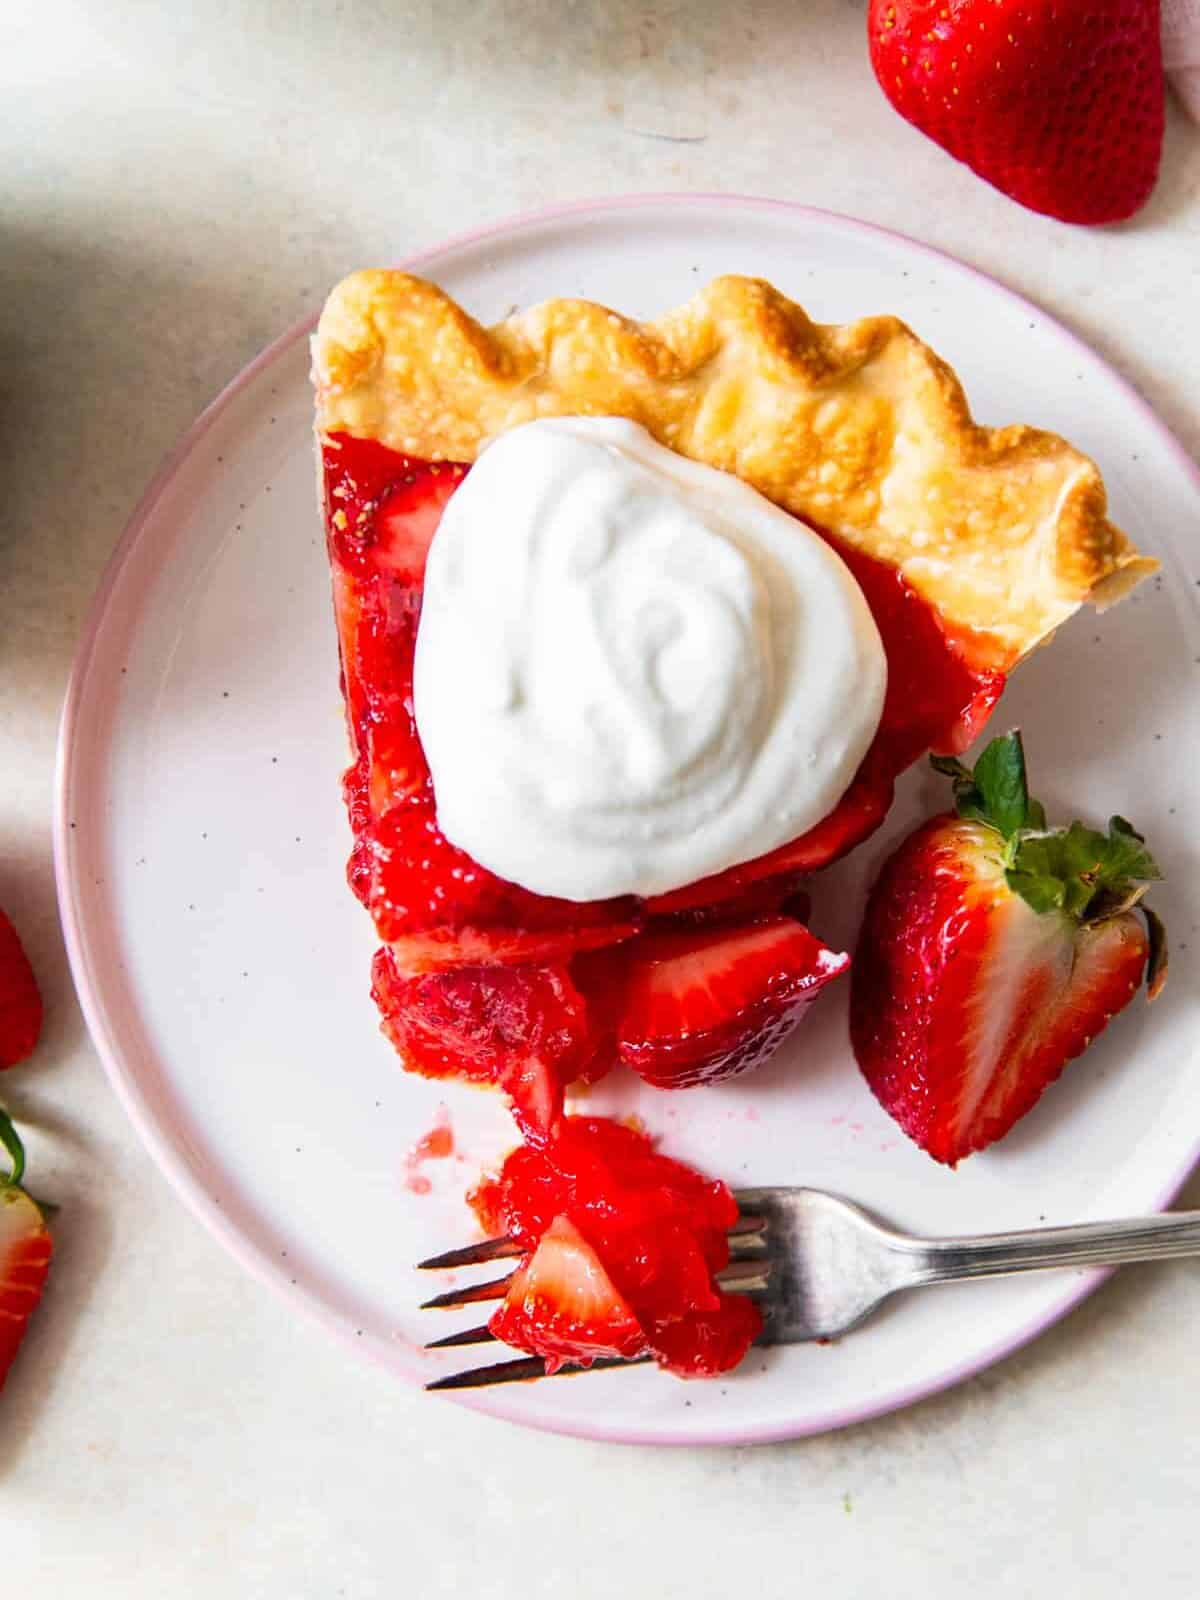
[322,429,1006,1137]
[471,1116,764,1378]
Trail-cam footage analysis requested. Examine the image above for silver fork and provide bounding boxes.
[418,1187,1200,1390]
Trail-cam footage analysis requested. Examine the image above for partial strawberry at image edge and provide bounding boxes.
[0,908,43,1070]
[0,1109,52,1390]
[867,0,1165,225]
[472,1116,763,1379]
[322,433,1007,1127]
[851,731,1166,1167]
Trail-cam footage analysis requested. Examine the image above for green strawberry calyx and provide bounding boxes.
[0,1108,28,1190]
[931,730,1168,998]
[0,1107,52,1215]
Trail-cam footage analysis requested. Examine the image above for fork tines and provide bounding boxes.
[427,1353,653,1391]
[419,1207,770,1390]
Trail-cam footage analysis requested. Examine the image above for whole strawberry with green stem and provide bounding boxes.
[867,0,1165,225]
[851,731,1167,1166]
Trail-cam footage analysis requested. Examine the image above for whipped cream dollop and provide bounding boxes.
[413,417,887,902]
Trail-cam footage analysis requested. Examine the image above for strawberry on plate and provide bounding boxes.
[580,916,850,1090]
[0,908,42,1069]
[474,1117,762,1378]
[0,1109,52,1388]
[868,0,1165,224]
[851,731,1167,1165]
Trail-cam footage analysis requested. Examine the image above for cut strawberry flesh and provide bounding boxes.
[579,916,850,1090]
[474,1117,762,1378]
[490,1215,647,1369]
[966,912,1148,1158]
[0,1187,52,1388]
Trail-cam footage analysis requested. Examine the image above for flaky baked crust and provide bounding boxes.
[312,271,1153,664]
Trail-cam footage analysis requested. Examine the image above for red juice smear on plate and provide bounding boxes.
[403,1106,455,1194]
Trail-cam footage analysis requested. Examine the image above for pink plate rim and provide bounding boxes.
[53,192,1200,1448]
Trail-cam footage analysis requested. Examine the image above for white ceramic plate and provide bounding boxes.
[56,196,1200,1445]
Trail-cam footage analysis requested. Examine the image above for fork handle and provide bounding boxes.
[904,1211,1200,1285]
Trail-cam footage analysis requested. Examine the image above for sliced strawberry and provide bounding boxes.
[322,436,464,581]
[0,1110,51,1389]
[490,1215,647,1370]
[371,952,605,1139]
[647,870,808,931]
[368,790,639,971]
[0,910,41,1070]
[581,917,849,1090]
[852,731,1165,1165]
[475,1117,762,1378]
[646,765,893,916]
[324,440,462,826]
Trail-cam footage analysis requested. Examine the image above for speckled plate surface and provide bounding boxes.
[55,195,1200,1445]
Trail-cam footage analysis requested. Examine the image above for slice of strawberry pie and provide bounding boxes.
[312,272,1151,1136]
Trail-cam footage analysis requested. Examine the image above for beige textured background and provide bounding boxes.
[2,2,1199,1593]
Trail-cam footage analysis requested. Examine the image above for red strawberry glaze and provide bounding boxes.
[472,1116,762,1377]
[402,1106,455,1195]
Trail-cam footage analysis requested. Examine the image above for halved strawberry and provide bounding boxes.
[0,1109,52,1389]
[851,732,1167,1165]
[0,909,41,1070]
[372,952,606,1139]
[581,917,850,1090]
[490,1214,647,1370]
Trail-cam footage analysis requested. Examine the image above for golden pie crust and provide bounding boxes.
[312,271,1153,665]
